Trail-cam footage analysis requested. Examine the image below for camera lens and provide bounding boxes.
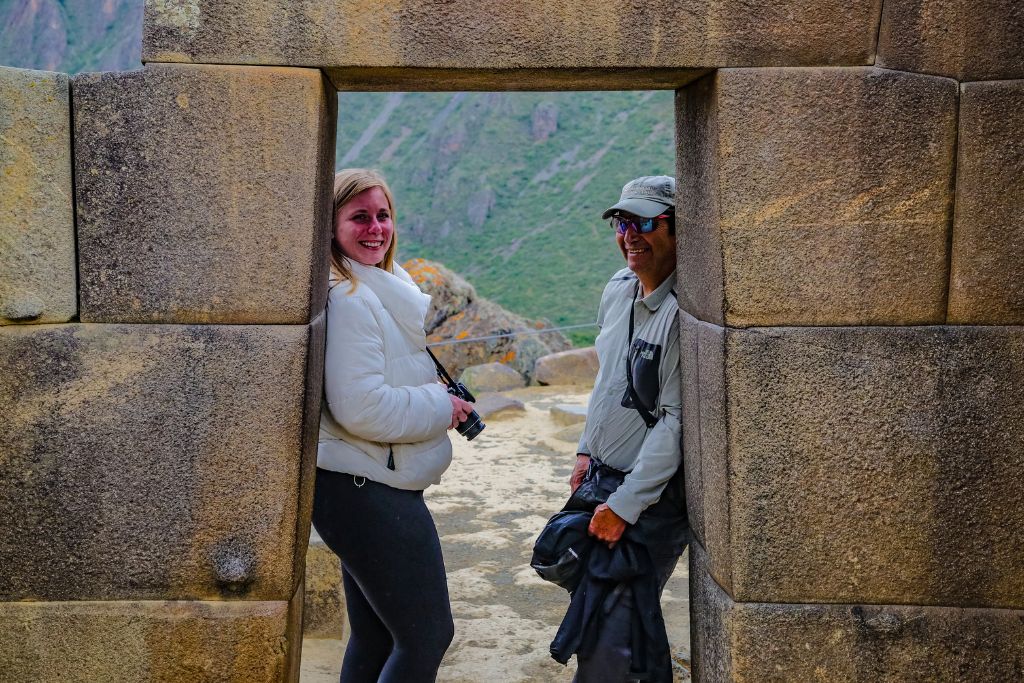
[457,410,485,441]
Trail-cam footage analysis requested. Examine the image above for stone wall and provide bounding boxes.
[1,0,1022,680]
[676,36,1024,683]
[0,61,336,682]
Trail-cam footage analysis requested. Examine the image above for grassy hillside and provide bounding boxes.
[0,1,675,343]
[0,0,143,73]
[336,91,674,338]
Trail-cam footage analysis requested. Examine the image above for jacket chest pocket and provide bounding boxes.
[620,337,661,412]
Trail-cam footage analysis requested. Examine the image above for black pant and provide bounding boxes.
[312,468,454,683]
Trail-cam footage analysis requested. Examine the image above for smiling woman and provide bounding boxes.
[313,168,476,682]
[328,170,398,281]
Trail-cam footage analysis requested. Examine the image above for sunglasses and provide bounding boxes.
[609,214,670,235]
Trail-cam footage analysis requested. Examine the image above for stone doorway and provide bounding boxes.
[2,1,1023,681]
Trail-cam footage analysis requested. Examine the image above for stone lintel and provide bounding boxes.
[142,0,882,78]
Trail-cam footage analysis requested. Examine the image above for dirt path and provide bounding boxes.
[301,385,691,682]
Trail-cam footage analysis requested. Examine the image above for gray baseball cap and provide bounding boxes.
[602,175,676,219]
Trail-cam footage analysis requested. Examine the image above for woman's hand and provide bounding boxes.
[449,394,474,430]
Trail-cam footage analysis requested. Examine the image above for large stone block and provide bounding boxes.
[0,599,296,683]
[680,312,728,579]
[678,67,957,327]
[691,541,1024,683]
[72,64,336,324]
[0,66,75,325]
[685,321,1024,608]
[143,0,881,90]
[948,81,1024,324]
[877,0,1024,81]
[0,318,324,601]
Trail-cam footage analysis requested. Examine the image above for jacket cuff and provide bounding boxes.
[426,382,453,431]
[605,490,643,526]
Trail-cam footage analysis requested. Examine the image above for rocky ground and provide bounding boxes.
[300,385,691,682]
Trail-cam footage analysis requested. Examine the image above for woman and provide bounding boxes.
[313,168,474,682]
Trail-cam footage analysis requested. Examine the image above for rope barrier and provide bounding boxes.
[427,322,598,347]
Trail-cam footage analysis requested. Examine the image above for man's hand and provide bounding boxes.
[569,454,590,493]
[588,503,627,548]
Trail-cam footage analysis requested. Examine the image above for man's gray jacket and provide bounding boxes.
[577,267,682,525]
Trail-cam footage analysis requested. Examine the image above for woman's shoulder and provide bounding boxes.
[327,282,386,326]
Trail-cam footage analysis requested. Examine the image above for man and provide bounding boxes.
[569,175,688,682]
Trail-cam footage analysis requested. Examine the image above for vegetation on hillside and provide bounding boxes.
[336,91,674,341]
[1,1,675,345]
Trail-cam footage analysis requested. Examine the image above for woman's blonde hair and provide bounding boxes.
[330,168,398,283]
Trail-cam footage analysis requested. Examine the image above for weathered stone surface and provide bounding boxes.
[948,81,1024,324]
[0,599,296,683]
[691,541,1024,683]
[473,392,526,420]
[687,323,1024,608]
[459,362,525,394]
[0,319,324,601]
[72,64,336,324]
[549,404,588,427]
[143,0,881,89]
[878,0,1024,81]
[406,258,570,379]
[678,67,957,327]
[680,312,729,586]
[0,66,75,325]
[532,347,599,386]
[303,533,345,640]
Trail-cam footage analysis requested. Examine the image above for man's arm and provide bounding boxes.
[604,316,682,525]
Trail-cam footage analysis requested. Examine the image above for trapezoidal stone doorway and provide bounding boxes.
[1,1,1022,681]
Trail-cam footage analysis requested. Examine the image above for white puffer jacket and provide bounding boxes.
[317,260,453,490]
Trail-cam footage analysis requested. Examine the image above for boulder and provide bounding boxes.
[303,532,345,639]
[532,347,599,386]
[552,424,586,444]
[473,393,526,420]
[405,258,571,379]
[550,404,588,426]
[459,362,525,393]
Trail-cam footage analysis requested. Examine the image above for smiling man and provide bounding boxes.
[566,175,688,683]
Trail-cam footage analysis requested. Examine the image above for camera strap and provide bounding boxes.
[426,346,456,389]
[627,283,660,429]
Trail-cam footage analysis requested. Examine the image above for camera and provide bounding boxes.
[446,380,485,441]
[426,346,485,441]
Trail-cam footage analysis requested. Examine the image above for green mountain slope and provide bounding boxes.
[0,0,143,73]
[336,90,674,335]
[1,1,674,343]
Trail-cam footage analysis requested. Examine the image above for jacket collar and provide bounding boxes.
[344,260,432,345]
[635,269,677,312]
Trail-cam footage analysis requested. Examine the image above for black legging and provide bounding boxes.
[312,467,455,683]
